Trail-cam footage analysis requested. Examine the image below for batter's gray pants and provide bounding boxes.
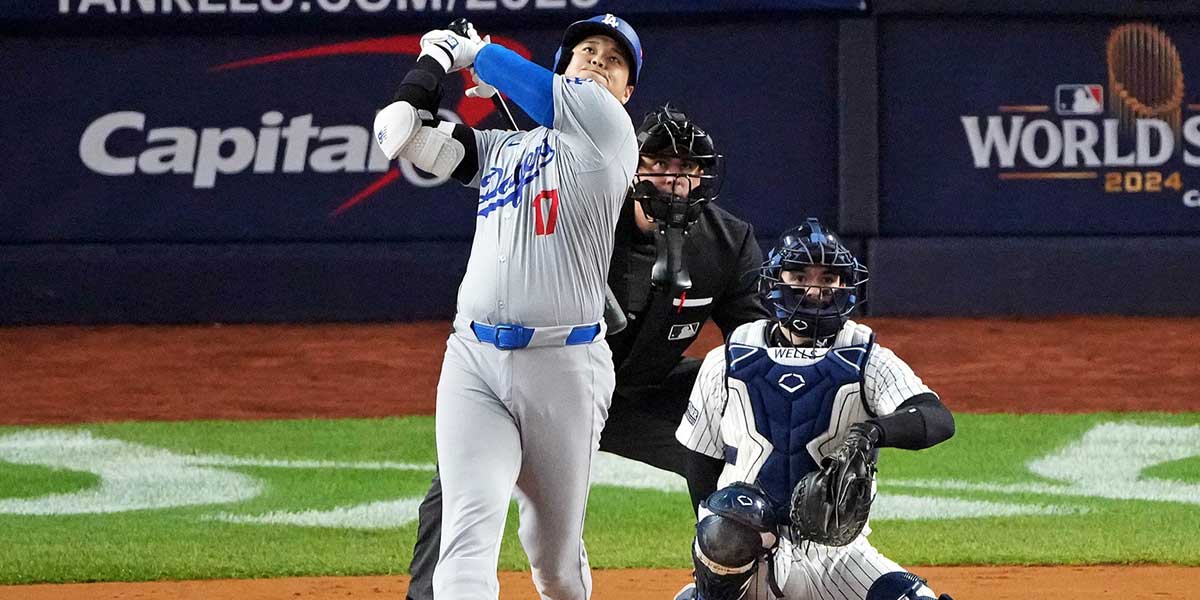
[407,358,704,600]
[431,331,614,600]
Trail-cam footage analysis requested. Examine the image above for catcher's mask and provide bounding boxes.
[759,218,868,345]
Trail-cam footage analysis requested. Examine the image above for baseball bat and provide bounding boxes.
[447,18,520,131]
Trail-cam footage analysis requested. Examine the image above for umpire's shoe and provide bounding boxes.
[673,582,698,600]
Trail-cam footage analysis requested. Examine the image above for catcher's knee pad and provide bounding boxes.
[695,513,763,570]
[704,482,780,533]
[697,482,780,568]
[866,572,938,600]
[692,483,782,600]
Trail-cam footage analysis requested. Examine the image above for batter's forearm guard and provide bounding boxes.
[392,55,448,113]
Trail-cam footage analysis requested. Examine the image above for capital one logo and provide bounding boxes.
[76,36,529,217]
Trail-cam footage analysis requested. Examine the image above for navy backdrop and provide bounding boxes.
[7,0,864,23]
[881,19,1200,235]
[5,4,1200,323]
[0,23,838,243]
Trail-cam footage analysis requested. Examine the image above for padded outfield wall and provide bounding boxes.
[2,1,1199,323]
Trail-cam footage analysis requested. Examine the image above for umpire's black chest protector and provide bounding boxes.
[607,202,768,389]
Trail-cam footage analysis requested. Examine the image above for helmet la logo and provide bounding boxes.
[603,14,619,27]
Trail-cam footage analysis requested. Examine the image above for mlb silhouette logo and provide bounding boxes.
[1055,84,1104,115]
[668,322,701,341]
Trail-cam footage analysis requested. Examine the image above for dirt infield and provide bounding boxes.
[0,567,1196,600]
[2,317,1199,598]
[4,317,1199,425]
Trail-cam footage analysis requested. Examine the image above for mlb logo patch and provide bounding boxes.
[1055,84,1104,115]
[668,322,701,341]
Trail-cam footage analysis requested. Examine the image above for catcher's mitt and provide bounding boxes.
[789,422,879,546]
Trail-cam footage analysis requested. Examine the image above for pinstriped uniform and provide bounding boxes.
[675,319,940,600]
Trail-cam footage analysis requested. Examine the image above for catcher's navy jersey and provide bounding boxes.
[677,319,935,503]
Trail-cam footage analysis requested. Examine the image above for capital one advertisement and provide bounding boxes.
[0,21,838,243]
[881,20,1200,235]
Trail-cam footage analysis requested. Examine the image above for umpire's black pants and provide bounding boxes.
[405,358,702,600]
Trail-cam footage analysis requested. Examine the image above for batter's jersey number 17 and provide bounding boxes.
[533,189,560,236]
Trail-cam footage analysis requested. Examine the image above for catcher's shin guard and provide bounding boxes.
[691,527,757,600]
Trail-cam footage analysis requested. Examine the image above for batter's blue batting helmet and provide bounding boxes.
[553,14,643,84]
[760,218,869,345]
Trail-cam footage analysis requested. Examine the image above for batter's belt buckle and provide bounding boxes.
[491,324,526,350]
[470,321,535,349]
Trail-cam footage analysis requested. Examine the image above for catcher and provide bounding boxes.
[673,218,956,600]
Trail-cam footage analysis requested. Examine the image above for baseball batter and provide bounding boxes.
[673,219,957,600]
[372,14,642,600]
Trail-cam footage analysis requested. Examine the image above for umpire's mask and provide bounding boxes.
[630,105,724,294]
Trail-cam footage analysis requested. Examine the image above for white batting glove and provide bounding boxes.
[420,26,486,74]
[465,64,498,99]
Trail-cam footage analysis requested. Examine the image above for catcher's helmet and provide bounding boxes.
[629,105,724,228]
[553,14,643,85]
[760,218,868,345]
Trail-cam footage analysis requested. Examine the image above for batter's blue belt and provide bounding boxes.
[469,321,601,350]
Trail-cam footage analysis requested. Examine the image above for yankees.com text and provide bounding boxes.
[58,0,598,16]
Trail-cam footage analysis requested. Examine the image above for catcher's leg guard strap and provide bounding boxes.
[693,539,757,600]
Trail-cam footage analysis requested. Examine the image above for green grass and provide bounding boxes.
[0,413,1197,583]
[0,463,97,500]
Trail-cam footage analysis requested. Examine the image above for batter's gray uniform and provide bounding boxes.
[433,75,637,600]
[676,319,942,600]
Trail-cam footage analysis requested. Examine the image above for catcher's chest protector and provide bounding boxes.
[725,340,873,507]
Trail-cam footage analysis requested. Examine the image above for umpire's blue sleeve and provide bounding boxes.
[473,44,554,128]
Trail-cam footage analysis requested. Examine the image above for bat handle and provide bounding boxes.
[447,18,472,38]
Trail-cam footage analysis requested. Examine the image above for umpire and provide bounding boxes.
[405,105,769,600]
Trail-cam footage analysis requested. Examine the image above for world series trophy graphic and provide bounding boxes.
[1107,22,1184,141]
